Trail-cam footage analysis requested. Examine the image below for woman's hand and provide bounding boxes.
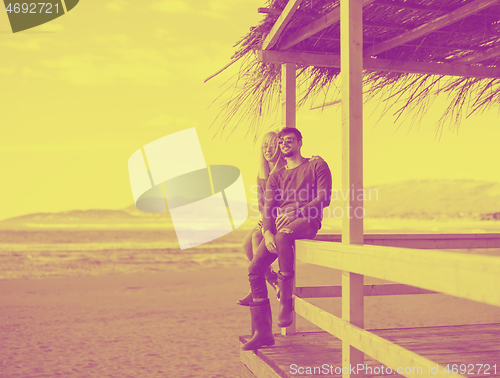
[263,231,277,254]
[276,211,297,230]
[256,220,263,232]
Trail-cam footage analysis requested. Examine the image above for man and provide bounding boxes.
[242,127,332,350]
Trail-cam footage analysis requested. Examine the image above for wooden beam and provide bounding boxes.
[295,240,500,307]
[294,298,466,378]
[259,50,340,67]
[258,7,316,20]
[342,272,364,378]
[341,1,364,375]
[279,5,339,50]
[364,21,409,31]
[282,236,296,336]
[278,0,377,51]
[313,233,500,249]
[365,235,500,249]
[296,35,484,52]
[241,363,256,378]
[456,44,500,64]
[341,1,364,246]
[365,0,499,57]
[296,284,437,298]
[258,50,500,79]
[281,63,296,128]
[240,347,282,378]
[373,0,452,13]
[281,62,296,337]
[263,0,303,50]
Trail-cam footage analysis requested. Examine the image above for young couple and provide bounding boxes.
[239,127,332,350]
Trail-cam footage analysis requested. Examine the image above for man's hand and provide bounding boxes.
[263,230,277,254]
[276,211,297,231]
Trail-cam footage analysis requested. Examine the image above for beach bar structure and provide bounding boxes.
[224,1,500,377]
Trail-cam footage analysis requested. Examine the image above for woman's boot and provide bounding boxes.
[236,291,253,306]
[264,267,278,290]
[241,299,275,350]
[238,267,277,306]
[277,272,294,328]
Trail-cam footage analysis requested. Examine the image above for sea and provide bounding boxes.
[1,219,499,378]
[1,217,499,280]
[0,228,252,280]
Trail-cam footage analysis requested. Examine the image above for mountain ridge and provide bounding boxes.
[1,179,499,228]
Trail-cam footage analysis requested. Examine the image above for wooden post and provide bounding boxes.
[281,255,297,336]
[281,62,297,336]
[341,0,364,376]
[281,63,296,128]
[342,272,364,376]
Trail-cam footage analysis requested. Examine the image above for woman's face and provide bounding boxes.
[262,138,278,162]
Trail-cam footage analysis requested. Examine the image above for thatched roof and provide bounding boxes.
[210,0,500,137]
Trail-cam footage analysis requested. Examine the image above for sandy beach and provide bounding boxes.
[2,259,500,378]
[1,267,255,378]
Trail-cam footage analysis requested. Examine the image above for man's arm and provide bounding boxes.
[298,160,332,218]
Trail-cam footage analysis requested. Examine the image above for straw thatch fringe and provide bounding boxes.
[210,0,500,137]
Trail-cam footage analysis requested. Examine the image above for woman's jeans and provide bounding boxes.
[248,218,318,299]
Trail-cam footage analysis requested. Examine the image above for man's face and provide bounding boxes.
[279,133,302,158]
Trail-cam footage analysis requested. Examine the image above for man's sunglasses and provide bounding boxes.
[278,137,298,145]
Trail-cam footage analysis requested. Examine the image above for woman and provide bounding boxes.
[237,131,284,306]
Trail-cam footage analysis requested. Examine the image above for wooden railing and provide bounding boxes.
[286,233,500,378]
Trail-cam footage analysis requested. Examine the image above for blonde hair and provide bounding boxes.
[258,131,285,179]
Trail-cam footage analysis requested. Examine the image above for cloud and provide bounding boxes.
[0,36,69,51]
[0,39,45,51]
[0,67,16,75]
[147,114,199,128]
[38,23,65,32]
[92,34,130,47]
[38,40,224,86]
[41,49,172,86]
[208,0,232,12]
[150,0,192,14]
[21,67,48,79]
[0,142,130,153]
[199,0,233,19]
[153,28,178,43]
[105,0,126,12]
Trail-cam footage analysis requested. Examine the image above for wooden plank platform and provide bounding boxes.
[240,324,500,377]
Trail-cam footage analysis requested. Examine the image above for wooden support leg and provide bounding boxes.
[281,63,296,128]
[281,252,296,336]
[342,272,364,377]
[281,61,297,336]
[341,0,364,375]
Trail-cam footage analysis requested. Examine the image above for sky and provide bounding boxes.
[1,0,499,221]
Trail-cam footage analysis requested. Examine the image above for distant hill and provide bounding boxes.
[362,179,500,220]
[0,206,174,229]
[1,179,499,229]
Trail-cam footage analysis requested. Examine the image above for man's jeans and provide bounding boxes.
[248,218,318,299]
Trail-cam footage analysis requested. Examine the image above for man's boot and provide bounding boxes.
[277,272,294,328]
[241,299,275,350]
